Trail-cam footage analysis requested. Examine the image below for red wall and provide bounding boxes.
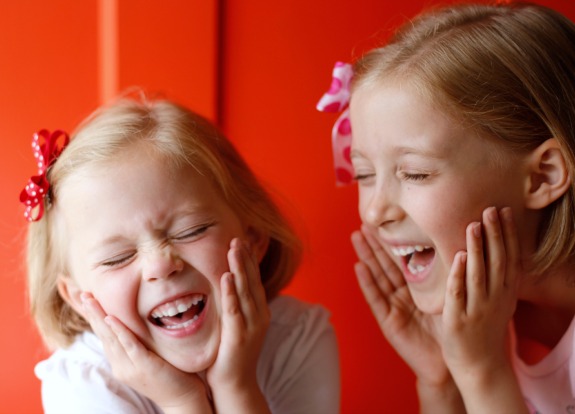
[1,1,574,413]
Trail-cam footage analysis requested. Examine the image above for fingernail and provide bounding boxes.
[486,206,498,222]
[500,207,512,222]
[473,222,482,238]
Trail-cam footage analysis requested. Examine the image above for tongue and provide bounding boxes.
[409,249,435,267]
[159,305,201,327]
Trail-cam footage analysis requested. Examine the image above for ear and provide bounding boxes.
[57,275,86,318]
[524,138,571,209]
[245,226,270,263]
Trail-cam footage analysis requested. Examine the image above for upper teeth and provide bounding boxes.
[151,294,204,319]
[391,245,430,257]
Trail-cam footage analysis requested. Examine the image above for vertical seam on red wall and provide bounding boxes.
[216,0,225,128]
[98,0,119,104]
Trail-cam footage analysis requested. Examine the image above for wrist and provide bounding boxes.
[158,382,213,414]
[451,363,528,414]
[211,381,270,414]
[160,395,213,414]
[417,378,465,414]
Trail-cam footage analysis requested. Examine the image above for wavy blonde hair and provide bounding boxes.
[353,2,575,276]
[27,97,302,350]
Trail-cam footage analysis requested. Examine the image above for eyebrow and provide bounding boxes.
[351,145,446,160]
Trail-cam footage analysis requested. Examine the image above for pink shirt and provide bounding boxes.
[511,316,575,413]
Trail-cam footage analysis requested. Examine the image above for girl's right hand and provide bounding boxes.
[352,226,464,412]
[81,293,213,414]
[206,238,271,414]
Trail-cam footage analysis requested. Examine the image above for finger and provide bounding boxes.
[500,207,521,291]
[443,251,468,320]
[355,261,392,326]
[227,238,266,322]
[238,238,268,312]
[482,207,506,295]
[220,272,244,341]
[351,228,403,294]
[81,293,117,344]
[81,294,132,368]
[362,225,406,289]
[105,315,150,367]
[465,221,487,312]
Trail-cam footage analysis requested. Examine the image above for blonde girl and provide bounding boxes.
[23,97,340,413]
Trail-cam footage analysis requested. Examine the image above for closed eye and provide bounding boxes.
[101,252,135,267]
[172,223,214,241]
[400,172,430,182]
[353,173,375,182]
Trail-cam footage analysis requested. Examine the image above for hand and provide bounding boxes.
[81,293,213,414]
[441,207,526,412]
[206,238,271,414]
[351,226,453,388]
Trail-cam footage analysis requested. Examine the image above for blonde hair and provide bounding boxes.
[27,97,302,350]
[353,2,575,276]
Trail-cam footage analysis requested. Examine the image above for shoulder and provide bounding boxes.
[265,295,335,352]
[35,332,160,414]
[258,295,340,413]
[268,294,332,327]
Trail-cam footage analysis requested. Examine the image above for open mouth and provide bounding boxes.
[390,245,435,276]
[149,294,206,330]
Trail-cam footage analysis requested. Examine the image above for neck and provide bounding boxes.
[515,262,575,352]
[518,261,575,311]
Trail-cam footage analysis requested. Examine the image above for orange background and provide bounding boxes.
[1,1,574,413]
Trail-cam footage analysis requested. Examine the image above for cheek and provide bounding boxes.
[90,276,140,321]
[357,188,374,222]
[411,200,470,255]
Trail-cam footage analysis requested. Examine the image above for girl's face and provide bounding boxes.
[56,146,254,372]
[350,82,531,314]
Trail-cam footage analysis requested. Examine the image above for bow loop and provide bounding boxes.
[20,129,69,222]
[316,62,354,185]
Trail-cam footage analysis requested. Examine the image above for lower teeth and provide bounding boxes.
[164,314,199,330]
[408,262,426,274]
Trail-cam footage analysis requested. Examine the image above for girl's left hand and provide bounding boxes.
[206,238,271,414]
[441,206,526,412]
[81,293,213,414]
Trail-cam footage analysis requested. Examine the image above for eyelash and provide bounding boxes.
[101,224,214,268]
[102,253,135,268]
[353,173,374,182]
[354,172,430,183]
[172,224,211,241]
[400,172,430,182]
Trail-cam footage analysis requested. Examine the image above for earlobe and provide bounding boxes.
[57,276,85,317]
[525,138,571,209]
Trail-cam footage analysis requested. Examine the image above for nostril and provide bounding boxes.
[143,253,184,281]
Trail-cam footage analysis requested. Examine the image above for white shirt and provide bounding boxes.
[36,295,340,414]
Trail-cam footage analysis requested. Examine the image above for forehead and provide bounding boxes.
[350,82,460,150]
[55,148,228,232]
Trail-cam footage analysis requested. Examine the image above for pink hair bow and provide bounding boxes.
[20,129,69,222]
[316,61,354,185]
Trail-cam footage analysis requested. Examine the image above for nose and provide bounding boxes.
[142,244,184,282]
[361,182,404,228]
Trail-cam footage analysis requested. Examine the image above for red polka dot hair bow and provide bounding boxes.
[316,61,354,185]
[19,129,69,222]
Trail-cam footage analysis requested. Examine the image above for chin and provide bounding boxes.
[410,290,444,315]
[162,346,218,373]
